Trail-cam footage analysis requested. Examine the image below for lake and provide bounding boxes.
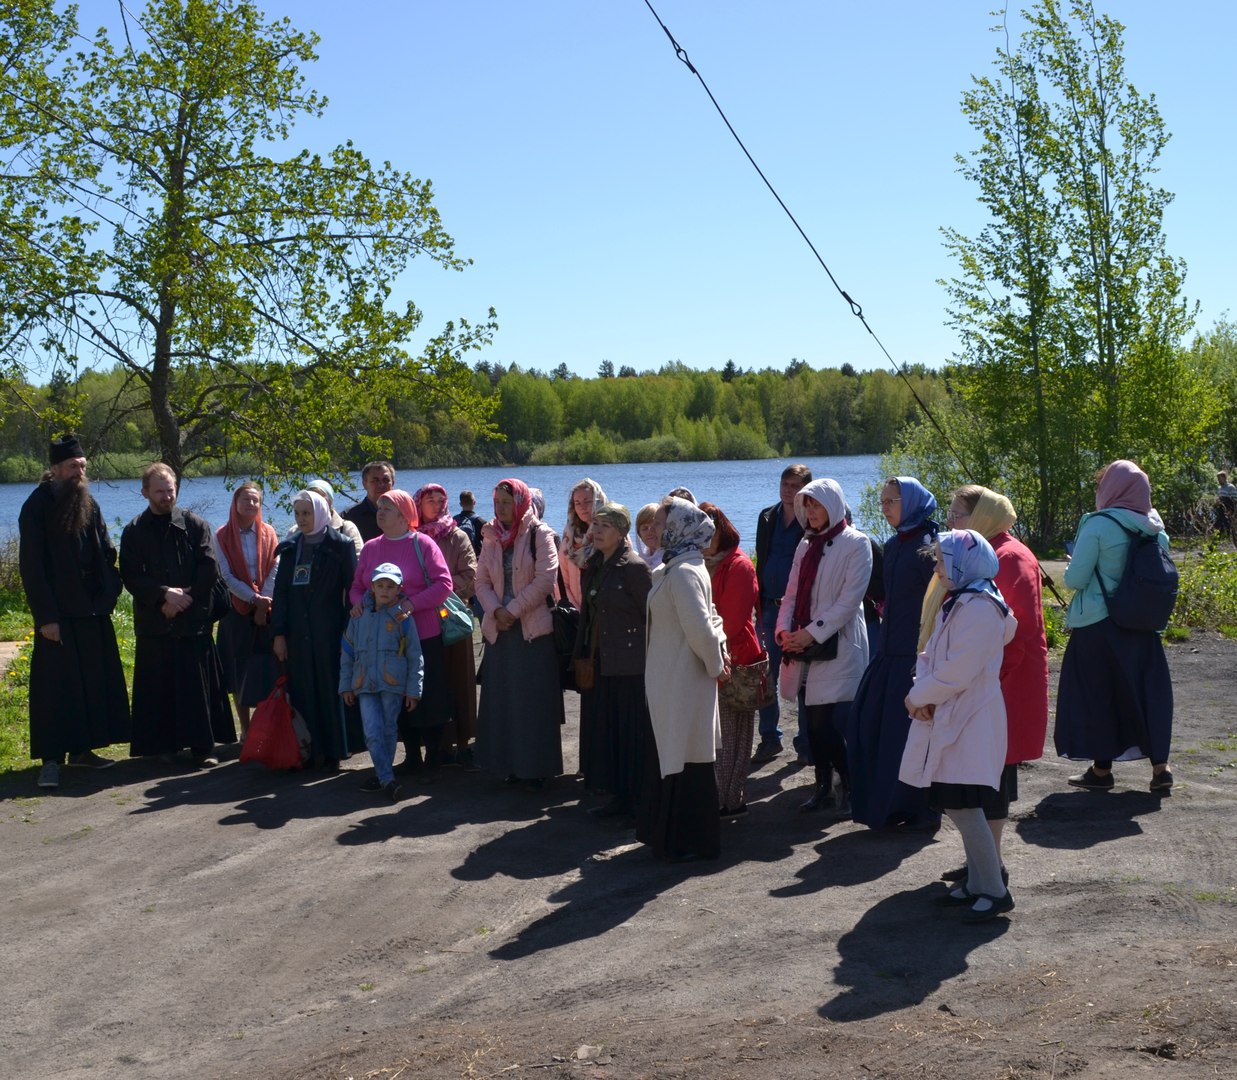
[0,455,886,544]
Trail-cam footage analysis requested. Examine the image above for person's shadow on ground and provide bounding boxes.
[769,825,938,897]
[819,883,1011,1021]
[1015,789,1164,850]
[335,775,581,847]
[487,839,724,962]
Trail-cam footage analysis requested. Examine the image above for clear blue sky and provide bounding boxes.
[82,1,1235,377]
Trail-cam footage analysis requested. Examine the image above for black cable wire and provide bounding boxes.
[641,0,974,480]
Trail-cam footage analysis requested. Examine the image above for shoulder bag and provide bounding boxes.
[411,533,475,646]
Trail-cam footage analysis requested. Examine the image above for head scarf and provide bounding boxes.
[292,490,331,539]
[1096,460,1152,514]
[216,485,278,616]
[936,528,1006,624]
[890,476,939,538]
[492,478,533,551]
[413,483,456,541]
[592,500,632,536]
[919,487,1017,649]
[306,478,335,506]
[381,489,419,536]
[790,479,850,633]
[564,478,607,569]
[529,487,546,521]
[660,497,715,563]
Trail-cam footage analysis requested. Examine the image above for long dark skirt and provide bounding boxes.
[216,609,277,707]
[399,633,452,732]
[1054,618,1173,764]
[29,615,130,761]
[579,672,649,802]
[130,634,234,756]
[474,627,564,779]
[636,717,720,860]
[440,634,478,749]
[846,653,938,828]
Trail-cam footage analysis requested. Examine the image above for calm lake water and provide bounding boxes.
[0,455,885,544]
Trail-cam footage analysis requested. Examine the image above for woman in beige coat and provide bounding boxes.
[638,497,728,862]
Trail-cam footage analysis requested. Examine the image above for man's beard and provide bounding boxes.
[51,475,93,535]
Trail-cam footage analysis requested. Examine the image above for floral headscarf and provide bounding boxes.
[413,483,456,541]
[492,478,533,551]
[660,497,715,563]
[292,490,331,538]
[937,528,1006,622]
[563,477,607,569]
[919,486,1017,649]
[381,489,419,535]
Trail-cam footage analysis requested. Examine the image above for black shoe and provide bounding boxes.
[66,751,116,769]
[935,886,976,906]
[800,787,827,812]
[384,781,403,803]
[1068,766,1114,790]
[1150,768,1174,792]
[719,803,748,818]
[960,890,1015,923]
[359,776,384,793]
[751,741,783,765]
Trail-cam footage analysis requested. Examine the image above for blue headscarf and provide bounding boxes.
[893,476,939,536]
[938,528,1006,619]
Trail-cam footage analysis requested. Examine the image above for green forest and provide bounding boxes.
[0,359,946,480]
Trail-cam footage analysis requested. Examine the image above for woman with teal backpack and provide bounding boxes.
[1054,460,1175,793]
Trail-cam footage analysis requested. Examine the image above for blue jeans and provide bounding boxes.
[359,692,402,785]
[759,599,810,758]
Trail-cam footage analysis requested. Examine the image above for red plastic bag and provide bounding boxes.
[240,677,303,770]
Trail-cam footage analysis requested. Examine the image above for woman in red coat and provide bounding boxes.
[700,502,763,816]
[920,485,1049,880]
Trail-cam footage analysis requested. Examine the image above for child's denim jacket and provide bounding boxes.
[339,592,425,699]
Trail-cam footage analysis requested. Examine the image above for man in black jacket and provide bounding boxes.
[752,464,811,764]
[19,435,131,789]
[120,463,233,766]
[341,460,395,542]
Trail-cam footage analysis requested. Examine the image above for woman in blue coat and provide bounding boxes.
[847,476,941,829]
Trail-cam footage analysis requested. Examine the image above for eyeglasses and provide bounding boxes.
[879,498,901,508]
[946,509,971,524]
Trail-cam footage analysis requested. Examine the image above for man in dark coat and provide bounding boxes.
[341,460,395,542]
[752,463,811,764]
[120,463,234,766]
[19,435,131,790]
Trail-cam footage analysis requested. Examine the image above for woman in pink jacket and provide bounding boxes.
[474,479,564,785]
[350,489,454,775]
[901,529,1017,924]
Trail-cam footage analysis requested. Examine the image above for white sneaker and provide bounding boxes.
[37,761,60,789]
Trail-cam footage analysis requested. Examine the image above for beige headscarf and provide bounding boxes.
[917,487,1017,650]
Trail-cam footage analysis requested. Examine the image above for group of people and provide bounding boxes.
[20,437,1176,921]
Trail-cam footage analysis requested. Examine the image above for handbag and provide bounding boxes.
[531,527,581,691]
[719,614,776,712]
[796,631,839,663]
[239,677,304,770]
[573,610,599,692]
[411,533,475,646]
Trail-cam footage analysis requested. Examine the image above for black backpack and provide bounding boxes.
[1093,512,1178,633]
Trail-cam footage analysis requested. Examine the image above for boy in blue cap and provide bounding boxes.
[340,562,423,801]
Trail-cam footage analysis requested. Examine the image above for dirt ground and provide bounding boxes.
[3,633,1235,1080]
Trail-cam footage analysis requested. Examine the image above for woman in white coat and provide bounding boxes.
[900,529,1017,924]
[777,478,871,816]
[638,497,729,862]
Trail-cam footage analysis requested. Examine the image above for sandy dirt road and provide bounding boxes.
[3,634,1235,1079]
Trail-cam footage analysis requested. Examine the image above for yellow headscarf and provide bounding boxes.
[917,487,1017,650]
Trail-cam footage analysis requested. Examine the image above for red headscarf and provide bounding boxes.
[382,489,420,534]
[492,478,532,550]
[413,483,456,541]
[215,485,278,615]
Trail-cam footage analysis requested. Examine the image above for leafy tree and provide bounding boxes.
[939,0,1209,542]
[0,0,495,480]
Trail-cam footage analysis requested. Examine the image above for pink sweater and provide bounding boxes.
[350,532,453,642]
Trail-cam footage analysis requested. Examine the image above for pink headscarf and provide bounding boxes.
[492,478,532,551]
[382,489,420,534]
[413,483,456,541]
[1096,460,1152,514]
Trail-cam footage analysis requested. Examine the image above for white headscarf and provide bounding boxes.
[293,489,331,538]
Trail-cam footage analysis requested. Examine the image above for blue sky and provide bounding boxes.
[79,1,1235,377]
